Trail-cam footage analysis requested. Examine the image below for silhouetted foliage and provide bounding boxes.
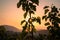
[17,0,41,40]
[42,5,60,40]
[43,6,49,9]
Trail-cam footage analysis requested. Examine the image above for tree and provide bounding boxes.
[17,0,41,40]
[42,5,60,40]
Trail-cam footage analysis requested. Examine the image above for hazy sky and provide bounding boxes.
[0,0,60,31]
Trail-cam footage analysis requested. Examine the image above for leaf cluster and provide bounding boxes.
[42,5,60,25]
[42,5,60,37]
[17,0,39,18]
[17,0,41,36]
[21,16,41,32]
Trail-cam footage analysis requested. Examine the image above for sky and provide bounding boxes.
[0,0,60,31]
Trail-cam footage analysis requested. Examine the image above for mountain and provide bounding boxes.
[0,25,48,34]
[37,30,49,35]
[0,25,20,32]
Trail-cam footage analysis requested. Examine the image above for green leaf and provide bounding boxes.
[28,25,30,32]
[32,17,36,22]
[29,11,35,14]
[43,6,49,9]
[30,0,39,5]
[45,22,50,26]
[32,5,36,11]
[59,8,60,10]
[36,17,41,24]
[21,20,26,25]
[49,18,51,22]
[22,26,26,32]
[57,18,60,23]
[58,14,60,17]
[31,24,34,28]
[45,9,49,14]
[24,12,28,18]
[53,13,56,17]
[45,17,49,21]
[17,0,22,8]
[33,28,36,32]
[53,17,60,23]
[31,24,36,32]
[47,26,52,30]
[22,22,28,32]
[51,6,59,13]
[45,18,47,21]
[22,3,26,11]
[29,3,36,11]
[26,5,30,11]
[42,15,47,20]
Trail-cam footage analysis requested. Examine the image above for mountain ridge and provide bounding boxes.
[0,25,48,34]
[0,25,20,32]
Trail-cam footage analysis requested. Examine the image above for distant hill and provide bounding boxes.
[37,30,49,35]
[0,25,48,34]
[0,25,20,32]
